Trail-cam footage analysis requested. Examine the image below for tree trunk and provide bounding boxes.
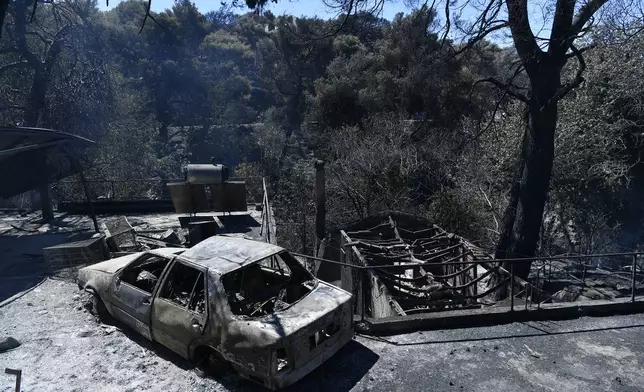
[0,0,9,40]
[492,62,562,299]
[23,72,48,126]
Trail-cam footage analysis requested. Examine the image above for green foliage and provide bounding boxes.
[1,0,641,257]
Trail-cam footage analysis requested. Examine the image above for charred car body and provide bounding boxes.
[77,236,354,390]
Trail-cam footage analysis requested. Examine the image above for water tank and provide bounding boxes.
[185,164,229,185]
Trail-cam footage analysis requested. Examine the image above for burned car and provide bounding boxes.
[77,236,354,390]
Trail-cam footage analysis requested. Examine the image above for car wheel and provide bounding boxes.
[197,349,230,377]
[91,293,110,321]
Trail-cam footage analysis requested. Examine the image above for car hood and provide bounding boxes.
[81,253,142,274]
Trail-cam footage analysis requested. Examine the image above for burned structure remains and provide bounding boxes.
[317,213,501,318]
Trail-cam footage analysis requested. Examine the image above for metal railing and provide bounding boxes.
[293,250,644,320]
[53,176,265,204]
[259,178,273,244]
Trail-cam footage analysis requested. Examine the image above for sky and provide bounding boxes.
[98,0,413,20]
[96,0,550,46]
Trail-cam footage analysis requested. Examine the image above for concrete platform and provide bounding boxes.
[359,296,644,335]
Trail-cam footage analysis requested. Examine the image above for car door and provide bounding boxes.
[109,253,172,340]
[150,259,208,359]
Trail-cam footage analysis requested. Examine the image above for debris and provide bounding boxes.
[26,302,33,306]
[77,329,94,338]
[100,325,120,335]
[101,216,136,252]
[449,381,454,386]
[159,229,184,245]
[43,237,107,271]
[524,344,542,358]
[0,337,21,353]
[615,376,622,384]
[138,235,184,249]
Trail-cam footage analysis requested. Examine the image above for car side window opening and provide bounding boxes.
[120,255,170,294]
[222,252,316,318]
[160,262,206,313]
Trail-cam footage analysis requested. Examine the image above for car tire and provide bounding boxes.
[197,349,230,377]
[91,293,110,321]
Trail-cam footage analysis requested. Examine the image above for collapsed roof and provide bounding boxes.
[0,127,94,198]
[320,212,501,318]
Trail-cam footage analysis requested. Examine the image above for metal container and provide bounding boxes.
[167,182,208,213]
[186,164,229,185]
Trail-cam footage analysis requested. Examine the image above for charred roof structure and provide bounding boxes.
[317,212,499,318]
[0,127,94,198]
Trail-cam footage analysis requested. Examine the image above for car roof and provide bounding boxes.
[149,247,185,257]
[178,236,284,275]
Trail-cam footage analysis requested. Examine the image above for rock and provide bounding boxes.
[38,310,48,315]
[77,329,94,338]
[72,294,81,301]
[0,337,21,353]
[76,305,83,311]
[27,302,33,306]
[449,381,454,386]
[101,325,119,335]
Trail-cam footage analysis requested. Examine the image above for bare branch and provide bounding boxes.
[139,0,162,34]
[472,77,529,102]
[455,90,509,152]
[452,21,510,56]
[565,43,595,58]
[548,0,575,54]
[439,0,450,49]
[552,43,586,102]
[0,61,29,75]
[30,0,38,22]
[572,0,610,35]
[506,0,543,76]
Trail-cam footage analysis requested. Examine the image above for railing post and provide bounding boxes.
[510,261,515,312]
[632,254,637,303]
[361,268,366,322]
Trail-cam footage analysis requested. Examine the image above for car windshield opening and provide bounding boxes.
[222,251,316,318]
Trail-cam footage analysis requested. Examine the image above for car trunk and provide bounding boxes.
[261,282,353,370]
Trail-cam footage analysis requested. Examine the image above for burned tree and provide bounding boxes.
[248,0,638,286]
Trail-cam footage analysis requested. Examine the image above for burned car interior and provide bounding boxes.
[120,255,170,293]
[160,261,206,313]
[222,251,316,317]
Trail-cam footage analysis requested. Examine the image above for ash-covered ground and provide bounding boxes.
[3,277,644,392]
